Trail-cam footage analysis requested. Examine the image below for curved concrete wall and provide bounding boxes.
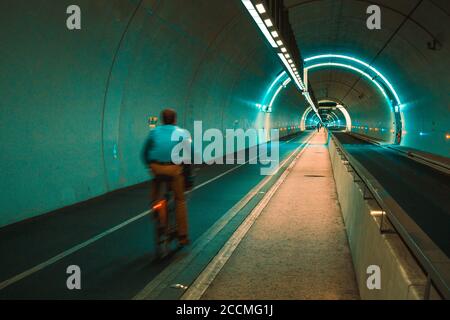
[0,0,306,226]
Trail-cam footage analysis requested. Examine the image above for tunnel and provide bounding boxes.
[0,0,449,301]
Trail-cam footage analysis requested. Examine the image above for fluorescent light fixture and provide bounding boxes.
[302,91,319,114]
[370,210,385,216]
[241,0,254,10]
[240,0,278,48]
[255,3,266,13]
[241,0,311,106]
[278,53,305,91]
[264,19,273,27]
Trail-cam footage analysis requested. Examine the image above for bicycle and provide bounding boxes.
[151,164,195,259]
[152,175,179,259]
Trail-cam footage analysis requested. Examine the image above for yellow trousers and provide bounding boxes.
[150,163,188,240]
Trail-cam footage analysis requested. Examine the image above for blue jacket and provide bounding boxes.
[141,125,192,164]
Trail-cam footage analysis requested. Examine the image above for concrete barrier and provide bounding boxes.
[328,137,441,300]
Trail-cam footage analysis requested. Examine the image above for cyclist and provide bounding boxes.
[141,108,192,247]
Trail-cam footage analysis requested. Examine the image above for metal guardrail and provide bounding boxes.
[330,133,450,300]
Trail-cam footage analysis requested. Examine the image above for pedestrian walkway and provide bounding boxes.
[197,131,360,299]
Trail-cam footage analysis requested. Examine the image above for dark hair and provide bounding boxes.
[162,108,177,125]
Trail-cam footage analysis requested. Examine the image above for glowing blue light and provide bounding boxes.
[304,54,401,105]
[282,78,291,87]
[269,85,284,108]
[306,62,389,101]
[266,71,287,97]
[305,54,404,142]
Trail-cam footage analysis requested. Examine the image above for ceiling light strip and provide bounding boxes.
[242,0,320,119]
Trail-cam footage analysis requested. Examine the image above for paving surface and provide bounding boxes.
[202,131,360,300]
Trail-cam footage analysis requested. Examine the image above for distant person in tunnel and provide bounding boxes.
[141,108,192,247]
[317,122,321,132]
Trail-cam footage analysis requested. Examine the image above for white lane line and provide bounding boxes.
[192,132,305,190]
[133,177,273,300]
[134,133,315,300]
[0,211,149,291]
[189,158,256,192]
[286,135,300,143]
[180,139,311,300]
[0,133,308,292]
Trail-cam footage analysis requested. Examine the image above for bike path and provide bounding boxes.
[0,131,312,299]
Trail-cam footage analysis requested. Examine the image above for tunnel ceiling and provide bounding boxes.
[305,67,383,108]
[284,0,450,155]
[286,0,448,61]
[285,0,449,99]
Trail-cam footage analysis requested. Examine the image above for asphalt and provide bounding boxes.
[333,132,450,257]
[0,131,311,299]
